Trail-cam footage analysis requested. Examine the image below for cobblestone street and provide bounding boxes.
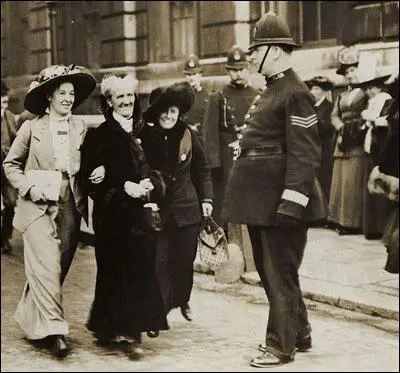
[1,236,399,372]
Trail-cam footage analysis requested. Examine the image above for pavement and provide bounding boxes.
[194,227,399,321]
[1,236,399,371]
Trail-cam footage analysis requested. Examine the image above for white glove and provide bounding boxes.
[139,178,154,192]
[374,116,389,127]
[124,181,147,199]
[202,202,213,217]
[89,165,105,184]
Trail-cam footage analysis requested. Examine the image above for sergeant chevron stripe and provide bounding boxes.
[290,114,318,128]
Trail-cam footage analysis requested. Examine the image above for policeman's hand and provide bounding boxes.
[89,165,105,184]
[29,186,48,203]
[277,213,299,229]
[202,202,213,218]
[124,181,147,199]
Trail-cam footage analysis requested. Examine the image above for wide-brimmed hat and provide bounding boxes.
[183,54,202,74]
[1,79,9,96]
[143,81,195,122]
[336,46,359,76]
[305,76,333,91]
[226,45,248,70]
[24,64,96,115]
[355,71,392,89]
[248,11,300,53]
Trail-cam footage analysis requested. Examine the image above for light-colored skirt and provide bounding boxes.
[14,180,80,340]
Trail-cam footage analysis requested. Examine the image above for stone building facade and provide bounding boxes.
[1,1,399,115]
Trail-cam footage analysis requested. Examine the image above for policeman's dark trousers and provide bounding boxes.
[247,223,310,359]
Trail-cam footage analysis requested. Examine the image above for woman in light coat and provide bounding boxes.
[3,65,97,358]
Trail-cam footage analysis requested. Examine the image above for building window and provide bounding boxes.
[84,10,101,69]
[350,1,399,42]
[170,1,197,58]
[301,1,337,44]
[249,1,270,40]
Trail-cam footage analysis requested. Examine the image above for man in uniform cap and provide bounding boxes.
[204,45,260,233]
[181,53,210,141]
[222,12,327,367]
[1,79,18,255]
[305,76,335,208]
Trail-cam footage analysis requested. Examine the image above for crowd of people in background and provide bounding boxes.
[1,10,398,368]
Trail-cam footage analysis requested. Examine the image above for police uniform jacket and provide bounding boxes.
[181,87,210,141]
[222,68,327,226]
[205,83,260,170]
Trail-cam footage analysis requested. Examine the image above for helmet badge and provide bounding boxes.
[188,59,195,68]
[233,50,241,61]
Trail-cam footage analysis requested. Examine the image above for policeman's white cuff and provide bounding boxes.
[281,189,309,207]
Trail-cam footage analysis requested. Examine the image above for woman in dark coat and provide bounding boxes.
[367,73,399,273]
[305,76,335,207]
[139,82,213,321]
[80,74,169,356]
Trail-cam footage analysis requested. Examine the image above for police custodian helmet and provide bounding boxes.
[183,54,203,74]
[226,45,248,70]
[248,11,300,53]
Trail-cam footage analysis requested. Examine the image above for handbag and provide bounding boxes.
[143,191,162,232]
[198,216,229,271]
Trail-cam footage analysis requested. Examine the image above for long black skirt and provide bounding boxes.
[382,204,399,274]
[87,227,169,340]
[156,220,200,314]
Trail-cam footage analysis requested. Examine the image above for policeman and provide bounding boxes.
[181,53,210,141]
[304,76,334,210]
[222,12,327,367]
[1,79,18,255]
[204,45,260,231]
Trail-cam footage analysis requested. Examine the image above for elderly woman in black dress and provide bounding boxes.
[80,74,169,358]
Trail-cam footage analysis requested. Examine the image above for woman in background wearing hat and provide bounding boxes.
[328,47,371,236]
[305,76,334,211]
[80,74,169,358]
[3,64,97,358]
[364,72,398,273]
[367,73,399,273]
[139,81,213,322]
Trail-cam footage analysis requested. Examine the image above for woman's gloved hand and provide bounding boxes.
[89,165,105,184]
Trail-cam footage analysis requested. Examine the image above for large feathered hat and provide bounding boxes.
[1,79,9,96]
[143,81,195,122]
[336,46,360,76]
[24,64,96,115]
